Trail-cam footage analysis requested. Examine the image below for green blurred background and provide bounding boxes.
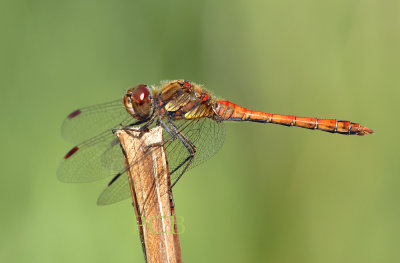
[1,0,398,262]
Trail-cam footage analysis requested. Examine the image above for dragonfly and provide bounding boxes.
[58,80,373,205]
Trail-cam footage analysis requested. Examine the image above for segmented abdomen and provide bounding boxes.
[214,101,373,135]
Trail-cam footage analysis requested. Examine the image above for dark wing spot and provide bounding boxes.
[68,110,81,119]
[64,146,79,159]
[107,173,122,186]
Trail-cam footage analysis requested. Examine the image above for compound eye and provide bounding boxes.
[132,84,149,103]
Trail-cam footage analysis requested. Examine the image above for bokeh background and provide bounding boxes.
[1,0,399,262]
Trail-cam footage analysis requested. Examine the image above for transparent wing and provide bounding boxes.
[96,138,170,206]
[97,117,226,205]
[58,131,126,182]
[167,118,225,184]
[97,173,131,205]
[61,99,132,144]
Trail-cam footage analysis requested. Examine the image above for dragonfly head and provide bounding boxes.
[124,84,153,120]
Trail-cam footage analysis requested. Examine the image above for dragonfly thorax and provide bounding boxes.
[124,84,153,120]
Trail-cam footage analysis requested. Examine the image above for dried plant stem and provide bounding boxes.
[115,127,182,263]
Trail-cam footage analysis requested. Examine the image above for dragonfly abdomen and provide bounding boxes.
[215,101,373,135]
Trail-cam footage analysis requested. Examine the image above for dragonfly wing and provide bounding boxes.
[96,117,225,205]
[58,131,126,182]
[166,118,226,185]
[97,139,171,206]
[100,137,126,172]
[97,173,131,205]
[61,99,132,144]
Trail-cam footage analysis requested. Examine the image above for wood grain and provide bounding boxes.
[115,127,182,263]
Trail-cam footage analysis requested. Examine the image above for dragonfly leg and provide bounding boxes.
[167,120,197,189]
[143,139,175,152]
[136,113,157,132]
[112,119,149,134]
[168,188,175,208]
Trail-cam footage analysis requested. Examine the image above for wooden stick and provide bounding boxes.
[115,127,182,263]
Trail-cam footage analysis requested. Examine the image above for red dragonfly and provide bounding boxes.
[58,80,373,205]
